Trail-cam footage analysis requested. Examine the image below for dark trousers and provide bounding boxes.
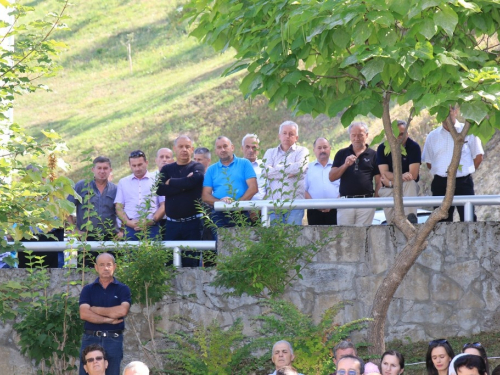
[431,174,476,222]
[307,208,337,225]
[18,228,64,268]
[164,218,202,267]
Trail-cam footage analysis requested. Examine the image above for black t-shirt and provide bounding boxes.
[332,144,380,196]
[376,137,421,182]
[156,161,205,219]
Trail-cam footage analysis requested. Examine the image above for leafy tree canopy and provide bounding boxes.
[186,0,500,143]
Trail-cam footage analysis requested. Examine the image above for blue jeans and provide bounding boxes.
[164,218,202,267]
[270,209,304,225]
[210,210,250,242]
[79,333,123,375]
[123,224,160,241]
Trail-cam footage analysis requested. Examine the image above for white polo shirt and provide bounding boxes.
[422,122,483,177]
[305,159,340,199]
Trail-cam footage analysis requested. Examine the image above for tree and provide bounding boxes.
[184,0,500,355]
[0,0,73,246]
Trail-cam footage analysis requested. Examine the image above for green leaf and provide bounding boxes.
[433,5,458,38]
[353,22,372,45]
[366,11,394,26]
[282,71,303,85]
[332,29,350,49]
[414,41,434,60]
[328,98,351,117]
[457,0,481,12]
[0,0,11,6]
[361,59,385,82]
[461,102,488,124]
[371,130,386,145]
[417,18,438,39]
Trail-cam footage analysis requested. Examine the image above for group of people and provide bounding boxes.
[269,339,496,375]
[1,106,484,268]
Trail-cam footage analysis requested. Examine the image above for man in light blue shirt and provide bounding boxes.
[202,136,257,228]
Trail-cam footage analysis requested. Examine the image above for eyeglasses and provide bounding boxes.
[129,150,145,158]
[337,370,359,375]
[463,342,482,349]
[354,158,359,171]
[85,356,104,364]
[429,339,449,345]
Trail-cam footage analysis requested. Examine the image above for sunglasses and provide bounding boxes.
[463,342,482,349]
[85,356,104,364]
[429,339,449,345]
[129,150,145,158]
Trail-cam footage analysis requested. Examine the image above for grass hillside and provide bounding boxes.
[16,0,360,181]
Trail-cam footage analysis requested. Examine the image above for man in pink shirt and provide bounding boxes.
[114,150,165,240]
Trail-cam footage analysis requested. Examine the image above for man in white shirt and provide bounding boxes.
[269,340,304,375]
[305,137,340,225]
[263,121,309,225]
[242,133,266,200]
[422,106,484,221]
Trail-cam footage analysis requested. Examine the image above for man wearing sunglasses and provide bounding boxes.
[330,122,381,225]
[82,344,108,375]
[115,150,165,240]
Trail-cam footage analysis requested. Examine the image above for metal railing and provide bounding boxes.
[6,240,216,268]
[214,195,500,226]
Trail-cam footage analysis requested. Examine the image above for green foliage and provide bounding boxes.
[162,316,251,375]
[14,293,81,374]
[254,300,372,375]
[186,0,500,144]
[213,224,338,297]
[114,241,176,306]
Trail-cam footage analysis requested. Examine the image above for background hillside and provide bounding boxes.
[15,0,500,220]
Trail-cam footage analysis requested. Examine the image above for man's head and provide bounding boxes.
[277,366,299,375]
[92,156,112,183]
[94,253,116,280]
[241,133,260,162]
[348,122,369,148]
[272,340,295,370]
[313,137,331,163]
[194,147,211,169]
[173,135,193,165]
[396,120,409,144]
[333,341,357,365]
[279,121,299,150]
[215,136,235,164]
[337,355,365,375]
[128,150,148,179]
[82,344,108,375]
[454,354,487,375]
[155,148,174,170]
[123,361,150,375]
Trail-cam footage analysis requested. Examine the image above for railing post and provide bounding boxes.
[464,202,474,222]
[173,246,182,268]
[261,206,269,227]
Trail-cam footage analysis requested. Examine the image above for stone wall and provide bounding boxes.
[1,222,500,374]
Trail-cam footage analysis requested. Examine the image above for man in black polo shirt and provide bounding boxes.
[156,135,205,267]
[79,253,131,375]
[377,120,421,224]
[329,122,381,226]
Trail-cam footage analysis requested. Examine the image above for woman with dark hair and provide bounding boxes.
[463,343,490,375]
[381,350,404,375]
[426,339,455,375]
[454,354,488,375]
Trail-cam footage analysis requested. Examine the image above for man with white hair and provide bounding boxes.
[242,133,266,201]
[269,340,304,375]
[263,121,309,225]
[329,122,381,226]
[123,361,149,375]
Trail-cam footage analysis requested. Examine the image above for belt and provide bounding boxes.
[166,214,202,222]
[435,174,470,179]
[85,330,123,338]
[382,185,393,189]
[341,194,374,198]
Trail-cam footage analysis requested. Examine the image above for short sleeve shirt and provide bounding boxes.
[333,144,380,196]
[203,156,257,200]
[79,277,131,331]
[376,137,421,182]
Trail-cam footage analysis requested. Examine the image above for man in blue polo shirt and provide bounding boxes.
[79,253,131,375]
[202,136,258,229]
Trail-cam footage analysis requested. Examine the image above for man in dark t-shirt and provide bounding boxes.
[376,120,421,224]
[329,122,380,226]
[156,135,205,267]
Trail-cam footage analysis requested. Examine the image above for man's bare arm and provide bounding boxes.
[90,302,130,319]
[79,304,124,325]
[202,186,218,206]
[238,178,258,201]
[474,154,483,170]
